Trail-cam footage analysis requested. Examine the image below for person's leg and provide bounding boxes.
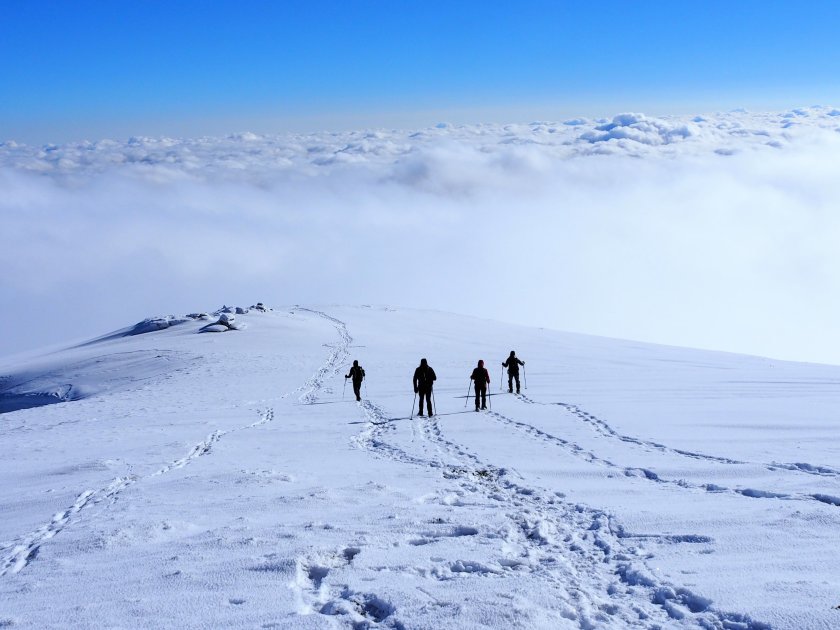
[481,386,487,409]
[508,373,513,393]
[474,384,480,410]
[425,390,433,415]
[514,374,521,393]
[354,383,361,401]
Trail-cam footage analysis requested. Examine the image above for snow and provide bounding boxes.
[1,305,839,628]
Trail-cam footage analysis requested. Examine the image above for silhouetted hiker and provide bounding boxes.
[471,359,491,411]
[413,358,437,416]
[502,350,525,393]
[345,360,365,401]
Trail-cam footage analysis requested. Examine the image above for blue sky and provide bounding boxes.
[2,0,840,142]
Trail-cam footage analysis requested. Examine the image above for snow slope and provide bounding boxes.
[1,305,839,629]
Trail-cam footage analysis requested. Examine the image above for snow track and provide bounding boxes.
[0,477,134,577]
[543,397,840,480]
[415,414,771,629]
[293,307,353,405]
[483,406,840,510]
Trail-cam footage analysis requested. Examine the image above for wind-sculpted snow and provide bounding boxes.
[4,107,840,364]
[0,350,192,413]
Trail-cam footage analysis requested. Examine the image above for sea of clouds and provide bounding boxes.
[2,107,840,364]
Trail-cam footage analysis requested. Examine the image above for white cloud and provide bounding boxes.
[2,107,840,364]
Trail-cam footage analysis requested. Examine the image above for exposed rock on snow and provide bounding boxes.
[200,312,243,333]
[127,316,189,336]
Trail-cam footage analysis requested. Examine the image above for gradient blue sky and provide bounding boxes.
[2,0,840,142]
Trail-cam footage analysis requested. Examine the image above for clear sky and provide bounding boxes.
[2,0,840,142]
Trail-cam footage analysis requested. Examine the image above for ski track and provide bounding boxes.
[304,314,771,629]
[506,393,840,503]
[487,409,838,508]
[516,393,840,480]
[0,308,349,578]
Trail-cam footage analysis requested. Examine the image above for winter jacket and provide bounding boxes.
[503,356,524,374]
[471,367,491,387]
[413,365,437,391]
[346,365,365,383]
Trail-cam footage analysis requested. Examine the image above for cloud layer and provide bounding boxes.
[2,107,840,364]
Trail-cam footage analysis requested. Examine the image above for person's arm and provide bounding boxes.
[502,359,508,367]
[519,359,525,366]
[431,368,437,381]
[413,369,419,392]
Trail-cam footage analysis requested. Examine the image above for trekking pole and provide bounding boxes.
[524,365,527,390]
[488,383,492,410]
[342,376,347,399]
[364,378,368,398]
[432,391,437,417]
[500,367,504,392]
[410,391,417,419]
[464,380,471,408]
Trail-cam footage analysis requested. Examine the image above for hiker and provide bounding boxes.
[413,358,437,416]
[345,360,365,401]
[502,350,525,393]
[470,359,491,411]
